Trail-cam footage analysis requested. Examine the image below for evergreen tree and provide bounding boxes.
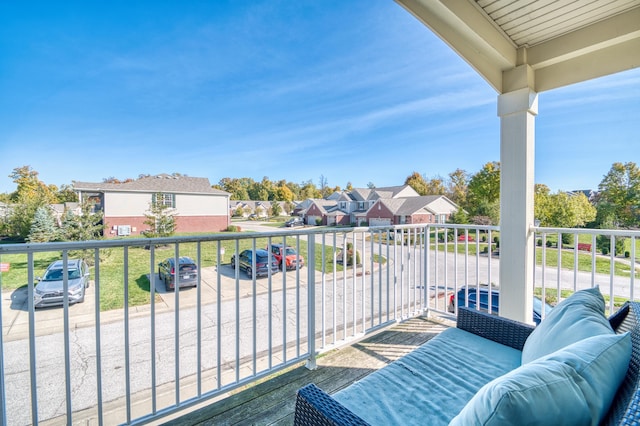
[28,206,58,242]
[61,202,105,241]
[142,194,177,238]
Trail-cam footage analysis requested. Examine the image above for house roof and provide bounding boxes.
[347,185,416,201]
[379,195,457,216]
[307,199,338,215]
[73,174,229,196]
[396,0,640,93]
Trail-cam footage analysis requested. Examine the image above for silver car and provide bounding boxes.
[34,259,90,308]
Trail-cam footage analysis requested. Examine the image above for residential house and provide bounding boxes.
[301,185,423,226]
[366,195,459,226]
[49,202,82,226]
[73,174,230,237]
[230,200,293,218]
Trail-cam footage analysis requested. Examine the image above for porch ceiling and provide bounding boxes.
[396,0,640,93]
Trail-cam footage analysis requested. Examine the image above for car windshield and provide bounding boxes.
[256,255,269,263]
[43,268,81,281]
[284,248,296,255]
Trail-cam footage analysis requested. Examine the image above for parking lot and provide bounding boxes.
[1,263,313,342]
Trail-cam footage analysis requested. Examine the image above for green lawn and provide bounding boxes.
[0,234,382,310]
[533,287,628,313]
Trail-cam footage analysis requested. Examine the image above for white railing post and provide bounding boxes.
[306,233,317,370]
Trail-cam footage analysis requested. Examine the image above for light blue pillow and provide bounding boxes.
[450,332,631,426]
[522,286,613,364]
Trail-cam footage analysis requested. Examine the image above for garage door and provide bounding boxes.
[369,218,392,226]
[307,216,321,225]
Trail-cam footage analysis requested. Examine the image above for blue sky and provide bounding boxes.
[1,1,638,195]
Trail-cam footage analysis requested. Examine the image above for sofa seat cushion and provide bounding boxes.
[450,332,631,426]
[333,327,522,426]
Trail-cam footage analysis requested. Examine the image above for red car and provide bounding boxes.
[267,243,305,270]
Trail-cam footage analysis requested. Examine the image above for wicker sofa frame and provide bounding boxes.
[294,302,640,426]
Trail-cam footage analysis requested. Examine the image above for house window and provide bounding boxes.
[340,202,346,209]
[358,202,365,210]
[153,193,175,208]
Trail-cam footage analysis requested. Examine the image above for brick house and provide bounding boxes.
[73,174,230,237]
[366,195,459,226]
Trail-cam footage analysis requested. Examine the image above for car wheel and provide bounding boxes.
[231,258,235,268]
[246,267,252,277]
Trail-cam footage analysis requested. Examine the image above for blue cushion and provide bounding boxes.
[450,332,631,426]
[522,286,613,364]
[333,327,522,426]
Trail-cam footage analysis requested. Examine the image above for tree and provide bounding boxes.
[597,162,640,227]
[367,182,376,189]
[4,166,59,240]
[27,207,58,242]
[60,202,106,241]
[448,208,469,224]
[300,180,320,199]
[283,201,294,215]
[142,194,177,238]
[271,202,282,217]
[405,172,428,195]
[276,184,294,202]
[425,176,446,195]
[447,169,468,206]
[319,174,330,198]
[57,184,78,203]
[466,162,500,217]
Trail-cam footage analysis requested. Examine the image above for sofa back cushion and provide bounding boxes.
[450,332,632,426]
[522,286,613,364]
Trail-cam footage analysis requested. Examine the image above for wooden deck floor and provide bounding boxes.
[163,316,450,426]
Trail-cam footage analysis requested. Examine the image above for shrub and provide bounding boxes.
[537,239,542,246]
[227,225,240,232]
[561,233,574,246]
[625,251,630,258]
[315,218,322,226]
[481,246,489,254]
[546,240,553,248]
[493,236,499,248]
[602,246,609,255]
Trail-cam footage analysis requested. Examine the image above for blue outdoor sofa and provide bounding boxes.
[294,288,640,425]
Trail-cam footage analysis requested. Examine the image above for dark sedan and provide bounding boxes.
[158,256,198,291]
[231,249,279,278]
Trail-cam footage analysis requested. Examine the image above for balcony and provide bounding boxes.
[1,223,638,424]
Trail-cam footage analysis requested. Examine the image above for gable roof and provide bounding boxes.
[378,195,458,216]
[307,199,338,215]
[73,174,229,196]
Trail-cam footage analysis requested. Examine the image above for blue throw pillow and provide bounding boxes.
[522,286,613,364]
[450,332,631,426]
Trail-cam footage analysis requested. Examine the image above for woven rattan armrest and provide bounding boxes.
[456,306,535,351]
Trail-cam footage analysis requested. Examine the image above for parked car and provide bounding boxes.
[231,249,279,278]
[267,243,305,270]
[285,217,304,227]
[448,286,553,325]
[34,259,90,308]
[158,256,198,291]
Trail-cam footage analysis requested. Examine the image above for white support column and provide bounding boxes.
[498,86,538,324]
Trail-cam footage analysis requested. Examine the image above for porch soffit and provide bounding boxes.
[396,0,640,93]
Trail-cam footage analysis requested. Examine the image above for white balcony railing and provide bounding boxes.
[0,223,637,424]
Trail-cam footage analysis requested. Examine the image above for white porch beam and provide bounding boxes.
[497,70,538,325]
